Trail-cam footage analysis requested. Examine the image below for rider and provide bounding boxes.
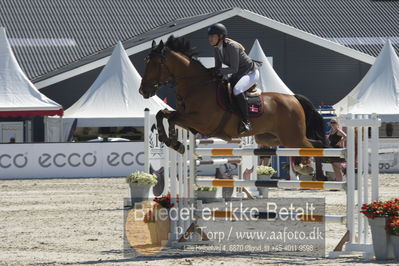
[208,23,262,134]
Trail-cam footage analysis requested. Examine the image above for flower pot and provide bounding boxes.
[196,190,218,203]
[155,217,170,245]
[129,183,152,205]
[392,235,399,262]
[257,174,272,197]
[215,168,233,201]
[222,186,233,201]
[368,217,394,260]
[147,220,158,244]
[147,205,171,245]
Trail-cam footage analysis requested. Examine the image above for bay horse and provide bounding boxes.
[139,36,326,173]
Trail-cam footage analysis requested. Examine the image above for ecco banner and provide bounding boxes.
[0,142,144,179]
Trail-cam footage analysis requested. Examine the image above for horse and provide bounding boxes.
[139,36,326,174]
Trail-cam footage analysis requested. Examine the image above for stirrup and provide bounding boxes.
[238,120,252,134]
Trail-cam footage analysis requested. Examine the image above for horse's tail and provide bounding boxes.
[294,94,327,147]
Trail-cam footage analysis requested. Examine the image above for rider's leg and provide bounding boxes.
[235,93,251,134]
[233,69,259,134]
[332,162,343,181]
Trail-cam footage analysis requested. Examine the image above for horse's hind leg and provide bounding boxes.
[276,119,316,175]
[254,133,280,147]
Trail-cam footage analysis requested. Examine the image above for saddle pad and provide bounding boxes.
[216,83,264,118]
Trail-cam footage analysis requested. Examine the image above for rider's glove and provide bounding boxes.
[209,67,223,80]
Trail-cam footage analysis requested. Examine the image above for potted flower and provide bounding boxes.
[386,216,399,261]
[126,171,158,205]
[195,186,218,203]
[153,192,176,209]
[256,165,277,177]
[361,198,399,260]
[256,166,276,197]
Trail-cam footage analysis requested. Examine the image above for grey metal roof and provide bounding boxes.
[1,0,398,81]
[32,11,221,83]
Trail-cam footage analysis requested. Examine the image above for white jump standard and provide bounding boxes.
[145,110,381,258]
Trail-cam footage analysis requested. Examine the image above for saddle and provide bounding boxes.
[216,81,264,118]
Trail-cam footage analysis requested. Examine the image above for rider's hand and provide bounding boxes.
[209,67,223,79]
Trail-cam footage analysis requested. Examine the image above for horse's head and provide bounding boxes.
[139,40,170,99]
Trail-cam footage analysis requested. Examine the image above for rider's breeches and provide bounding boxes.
[233,69,260,96]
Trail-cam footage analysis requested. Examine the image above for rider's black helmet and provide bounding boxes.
[208,23,227,36]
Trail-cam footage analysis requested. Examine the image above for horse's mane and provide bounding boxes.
[164,35,207,70]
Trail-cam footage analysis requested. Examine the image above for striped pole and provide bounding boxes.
[196,179,346,190]
[196,158,241,166]
[194,210,345,224]
[176,159,241,166]
[196,147,346,158]
[196,138,241,145]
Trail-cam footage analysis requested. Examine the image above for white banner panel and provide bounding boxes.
[0,142,144,179]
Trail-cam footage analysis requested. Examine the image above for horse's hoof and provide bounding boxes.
[158,135,167,143]
[293,164,314,175]
[164,139,171,147]
[176,143,185,154]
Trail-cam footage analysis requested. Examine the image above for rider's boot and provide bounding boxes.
[235,92,252,134]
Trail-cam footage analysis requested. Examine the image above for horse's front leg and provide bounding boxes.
[155,109,170,145]
[167,120,185,154]
[155,109,185,154]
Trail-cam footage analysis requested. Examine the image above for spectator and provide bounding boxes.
[328,118,346,181]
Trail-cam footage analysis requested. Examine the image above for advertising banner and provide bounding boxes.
[0,142,144,179]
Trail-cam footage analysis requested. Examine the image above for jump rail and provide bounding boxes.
[195,147,346,158]
[196,179,346,190]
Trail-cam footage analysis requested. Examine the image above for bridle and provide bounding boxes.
[141,51,172,95]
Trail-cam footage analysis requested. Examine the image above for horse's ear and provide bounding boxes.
[158,40,164,50]
[151,40,156,49]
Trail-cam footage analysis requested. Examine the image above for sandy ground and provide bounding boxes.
[0,174,398,265]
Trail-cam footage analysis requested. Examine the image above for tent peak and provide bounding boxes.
[63,36,170,119]
[0,25,63,116]
[115,41,124,50]
[333,36,399,115]
[248,39,294,95]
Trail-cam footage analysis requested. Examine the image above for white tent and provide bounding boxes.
[248,39,294,95]
[0,27,63,117]
[46,42,170,141]
[334,40,399,121]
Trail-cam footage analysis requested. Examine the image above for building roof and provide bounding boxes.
[33,11,221,87]
[1,0,398,83]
